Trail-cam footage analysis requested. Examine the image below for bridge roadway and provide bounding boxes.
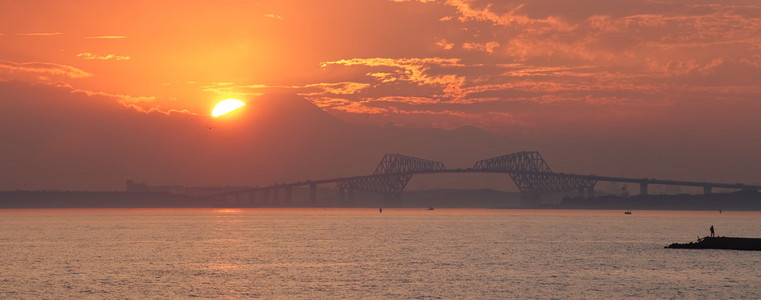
[209,168,761,201]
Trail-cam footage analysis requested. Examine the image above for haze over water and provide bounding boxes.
[2,208,760,298]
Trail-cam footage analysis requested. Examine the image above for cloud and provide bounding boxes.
[322,57,466,98]
[68,86,185,115]
[76,53,130,61]
[2,0,760,189]
[0,61,92,79]
[409,0,759,70]
[264,14,284,20]
[201,81,372,102]
[15,32,63,36]
[462,41,500,53]
[435,39,454,50]
[304,82,372,95]
[7,0,753,145]
[445,0,574,30]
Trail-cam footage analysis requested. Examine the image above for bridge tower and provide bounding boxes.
[339,154,446,201]
[473,151,597,201]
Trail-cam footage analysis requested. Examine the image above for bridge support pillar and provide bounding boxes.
[284,187,292,202]
[273,187,279,203]
[577,187,594,198]
[521,193,541,206]
[338,188,354,206]
[346,188,354,206]
[639,183,648,196]
[703,186,712,195]
[384,192,401,202]
[309,183,317,202]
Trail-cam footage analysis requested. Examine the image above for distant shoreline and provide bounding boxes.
[558,190,761,211]
[0,189,759,211]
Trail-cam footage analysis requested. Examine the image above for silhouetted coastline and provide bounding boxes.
[1,189,760,210]
[0,191,207,208]
[0,189,524,209]
[559,190,761,211]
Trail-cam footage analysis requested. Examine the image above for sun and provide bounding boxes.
[211,99,245,117]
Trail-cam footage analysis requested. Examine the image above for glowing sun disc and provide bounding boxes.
[211,99,245,117]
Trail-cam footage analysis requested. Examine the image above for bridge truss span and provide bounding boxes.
[372,153,447,174]
[205,151,760,205]
[473,151,552,173]
[338,154,447,200]
[473,151,596,195]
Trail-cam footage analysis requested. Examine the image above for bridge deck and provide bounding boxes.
[210,168,761,197]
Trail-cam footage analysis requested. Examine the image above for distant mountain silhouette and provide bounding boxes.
[230,93,345,135]
[253,93,343,127]
[0,81,519,190]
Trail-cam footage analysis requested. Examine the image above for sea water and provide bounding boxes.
[1,208,760,299]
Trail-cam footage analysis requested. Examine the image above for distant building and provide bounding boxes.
[184,186,249,197]
[126,180,249,197]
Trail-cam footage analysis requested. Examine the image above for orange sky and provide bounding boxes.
[1,0,760,190]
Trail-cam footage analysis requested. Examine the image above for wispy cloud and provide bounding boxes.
[435,39,454,50]
[15,32,63,36]
[322,57,466,99]
[52,82,195,115]
[76,53,130,61]
[201,81,371,98]
[446,1,573,30]
[84,35,127,39]
[5,0,754,136]
[264,14,284,20]
[303,82,371,95]
[0,61,91,79]
[462,41,500,53]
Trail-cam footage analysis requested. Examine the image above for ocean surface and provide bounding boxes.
[1,208,760,299]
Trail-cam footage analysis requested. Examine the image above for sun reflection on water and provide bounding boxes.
[213,208,243,214]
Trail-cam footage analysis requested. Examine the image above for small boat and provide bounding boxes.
[624,211,632,215]
[427,207,434,211]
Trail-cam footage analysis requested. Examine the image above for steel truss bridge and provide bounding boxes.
[208,151,761,204]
